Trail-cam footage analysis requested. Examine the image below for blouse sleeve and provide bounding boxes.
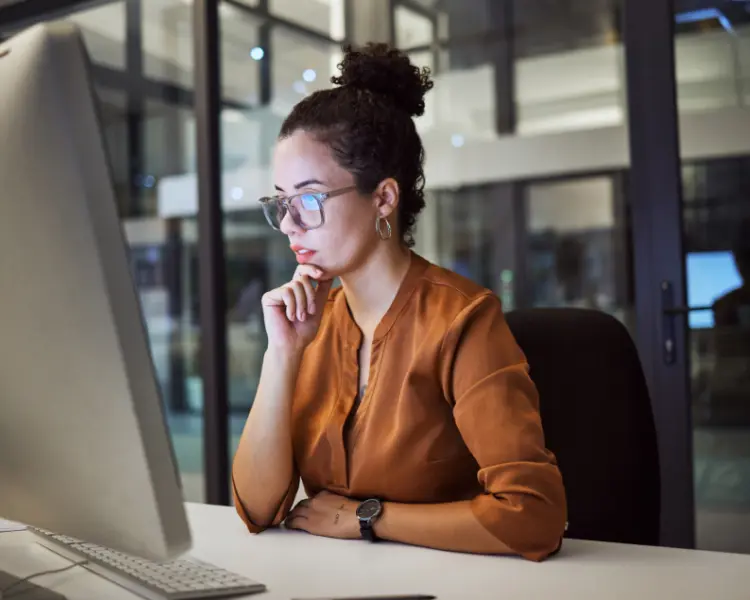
[232,471,300,534]
[440,293,567,561]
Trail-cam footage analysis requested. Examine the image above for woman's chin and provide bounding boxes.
[317,268,338,282]
[308,252,361,281]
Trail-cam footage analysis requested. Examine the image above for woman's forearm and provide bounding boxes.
[373,500,513,555]
[231,349,302,527]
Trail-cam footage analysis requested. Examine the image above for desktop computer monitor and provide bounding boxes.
[0,22,191,562]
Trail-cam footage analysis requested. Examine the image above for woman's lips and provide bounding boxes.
[291,245,316,264]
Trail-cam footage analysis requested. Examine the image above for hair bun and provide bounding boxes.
[332,43,434,117]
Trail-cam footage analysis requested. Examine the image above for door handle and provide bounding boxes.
[660,281,711,364]
[663,305,712,315]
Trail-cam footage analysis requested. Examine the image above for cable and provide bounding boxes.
[0,560,88,598]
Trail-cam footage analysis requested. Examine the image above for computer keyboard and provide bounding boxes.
[30,528,266,600]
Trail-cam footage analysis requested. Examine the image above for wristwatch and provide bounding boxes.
[356,498,383,542]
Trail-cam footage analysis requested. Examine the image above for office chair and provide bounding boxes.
[505,308,661,546]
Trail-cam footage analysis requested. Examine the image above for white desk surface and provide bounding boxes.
[2,502,750,600]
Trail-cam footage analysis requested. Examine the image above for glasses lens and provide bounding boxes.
[260,198,285,230]
[291,193,323,229]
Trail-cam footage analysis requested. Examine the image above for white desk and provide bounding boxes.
[2,502,750,600]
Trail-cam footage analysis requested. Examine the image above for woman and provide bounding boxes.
[231,43,567,562]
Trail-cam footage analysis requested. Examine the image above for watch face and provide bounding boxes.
[357,499,381,520]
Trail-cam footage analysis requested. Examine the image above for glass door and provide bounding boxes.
[626,0,750,553]
[682,159,750,553]
[672,0,750,553]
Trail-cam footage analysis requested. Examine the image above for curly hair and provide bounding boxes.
[278,43,434,247]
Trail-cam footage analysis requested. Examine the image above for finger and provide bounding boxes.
[289,281,308,322]
[294,265,324,281]
[295,275,317,315]
[262,281,300,307]
[288,503,312,519]
[261,287,286,307]
[286,513,311,529]
[280,286,296,322]
[262,263,320,304]
[291,499,310,513]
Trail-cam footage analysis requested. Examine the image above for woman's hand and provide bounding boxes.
[284,491,361,540]
[261,265,334,355]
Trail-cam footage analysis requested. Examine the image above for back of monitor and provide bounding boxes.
[0,22,191,561]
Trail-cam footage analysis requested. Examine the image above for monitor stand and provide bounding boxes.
[0,569,68,599]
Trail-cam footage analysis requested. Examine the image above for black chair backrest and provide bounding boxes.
[505,308,660,546]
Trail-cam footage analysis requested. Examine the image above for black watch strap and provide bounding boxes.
[359,520,377,542]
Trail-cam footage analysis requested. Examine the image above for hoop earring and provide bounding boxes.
[376,216,392,241]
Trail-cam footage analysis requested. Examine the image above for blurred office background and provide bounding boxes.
[1,0,749,554]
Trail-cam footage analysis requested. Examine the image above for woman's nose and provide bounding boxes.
[279,207,301,236]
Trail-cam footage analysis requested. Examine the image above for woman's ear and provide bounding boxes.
[374,178,400,219]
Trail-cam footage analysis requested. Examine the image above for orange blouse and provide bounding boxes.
[233,253,567,561]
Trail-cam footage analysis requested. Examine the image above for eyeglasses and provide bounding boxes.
[258,186,357,231]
